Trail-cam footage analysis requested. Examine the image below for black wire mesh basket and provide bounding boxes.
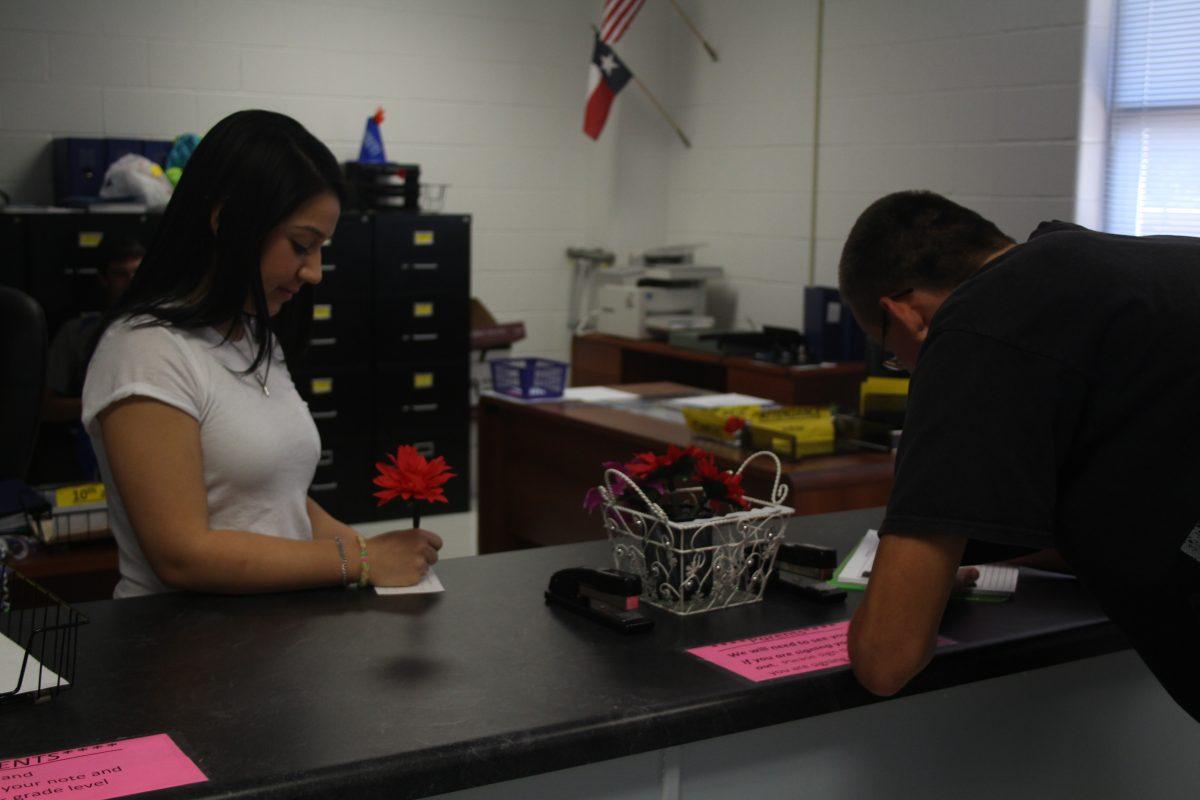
[0,565,87,704]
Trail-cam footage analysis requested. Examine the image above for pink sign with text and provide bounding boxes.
[688,620,955,683]
[0,734,206,800]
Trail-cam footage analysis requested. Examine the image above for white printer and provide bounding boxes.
[593,246,723,339]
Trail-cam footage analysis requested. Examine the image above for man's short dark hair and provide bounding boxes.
[838,190,1013,321]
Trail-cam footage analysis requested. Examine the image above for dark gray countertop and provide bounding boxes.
[0,508,1126,799]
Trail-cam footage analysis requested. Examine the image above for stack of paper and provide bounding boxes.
[664,393,774,409]
[561,386,641,403]
[833,530,1019,601]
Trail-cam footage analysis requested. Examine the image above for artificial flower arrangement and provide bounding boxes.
[583,445,749,522]
[586,445,793,616]
[373,445,456,528]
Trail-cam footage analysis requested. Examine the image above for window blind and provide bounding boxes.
[1105,0,1200,236]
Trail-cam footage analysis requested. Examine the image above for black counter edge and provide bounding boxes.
[158,622,1128,800]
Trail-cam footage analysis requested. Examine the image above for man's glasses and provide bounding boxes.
[879,287,914,372]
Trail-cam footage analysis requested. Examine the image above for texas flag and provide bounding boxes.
[583,34,633,140]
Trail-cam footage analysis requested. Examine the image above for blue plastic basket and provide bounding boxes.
[489,358,568,400]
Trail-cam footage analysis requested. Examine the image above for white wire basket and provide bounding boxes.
[598,451,793,616]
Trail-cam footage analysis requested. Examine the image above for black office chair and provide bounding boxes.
[0,286,47,481]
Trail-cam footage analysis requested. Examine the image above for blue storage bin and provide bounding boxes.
[52,137,177,202]
[141,139,173,167]
[104,138,143,165]
[53,138,106,201]
[489,358,567,400]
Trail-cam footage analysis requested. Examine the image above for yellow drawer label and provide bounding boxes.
[413,301,434,318]
[56,483,106,508]
[413,372,434,389]
[413,230,434,246]
[311,377,334,395]
[312,303,333,321]
[78,231,104,248]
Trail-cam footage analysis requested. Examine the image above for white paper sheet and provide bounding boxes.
[664,393,774,409]
[374,570,445,595]
[836,529,1019,598]
[0,633,67,695]
[562,386,641,403]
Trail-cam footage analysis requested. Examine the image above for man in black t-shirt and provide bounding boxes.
[838,190,1200,723]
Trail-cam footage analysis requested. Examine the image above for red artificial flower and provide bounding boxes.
[624,445,705,484]
[723,416,746,434]
[623,451,664,481]
[694,453,749,511]
[666,444,706,465]
[373,445,456,507]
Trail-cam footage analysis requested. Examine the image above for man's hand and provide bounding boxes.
[957,566,980,588]
[847,531,967,696]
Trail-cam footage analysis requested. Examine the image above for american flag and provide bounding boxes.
[600,0,646,43]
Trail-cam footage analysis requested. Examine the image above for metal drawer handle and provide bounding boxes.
[311,410,338,420]
[413,441,435,456]
[322,263,337,272]
[311,337,338,347]
[318,450,334,467]
[406,403,440,413]
[410,333,439,342]
[310,482,339,492]
[412,262,439,270]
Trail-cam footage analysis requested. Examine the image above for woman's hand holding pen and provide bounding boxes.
[365,529,444,587]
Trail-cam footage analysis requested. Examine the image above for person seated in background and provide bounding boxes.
[30,236,144,482]
[42,235,144,425]
[82,110,442,598]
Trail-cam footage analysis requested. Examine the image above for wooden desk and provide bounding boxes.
[571,333,866,407]
[478,382,893,553]
[6,539,119,603]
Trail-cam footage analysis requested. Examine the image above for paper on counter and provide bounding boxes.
[0,633,68,695]
[664,393,774,409]
[375,569,444,595]
[562,386,641,403]
[834,529,1019,599]
[0,734,207,798]
[689,621,954,683]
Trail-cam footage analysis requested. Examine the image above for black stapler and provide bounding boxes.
[545,568,654,633]
[771,543,847,603]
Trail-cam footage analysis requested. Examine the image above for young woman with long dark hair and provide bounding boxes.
[82,110,441,598]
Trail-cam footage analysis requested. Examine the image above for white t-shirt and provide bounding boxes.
[82,315,321,598]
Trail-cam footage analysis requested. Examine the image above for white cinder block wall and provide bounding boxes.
[663,0,819,331]
[0,0,681,364]
[660,0,1097,329]
[813,0,1093,291]
[1,0,1107,341]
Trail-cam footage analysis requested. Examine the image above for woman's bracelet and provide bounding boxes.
[333,536,350,588]
[355,533,371,589]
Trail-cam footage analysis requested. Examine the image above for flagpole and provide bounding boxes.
[591,25,692,148]
[665,0,719,62]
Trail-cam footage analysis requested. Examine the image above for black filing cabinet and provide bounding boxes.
[8,210,470,522]
[0,214,28,290]
[369,213,471,521]
[296,212,471,522]
[18,212,160,335]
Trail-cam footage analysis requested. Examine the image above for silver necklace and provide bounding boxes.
[236,325,270,396]
[254,363,270,396]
